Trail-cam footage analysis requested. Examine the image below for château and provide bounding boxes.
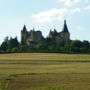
[21,20,70,45]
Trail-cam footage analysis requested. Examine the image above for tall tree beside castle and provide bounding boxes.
[21,20,70,46]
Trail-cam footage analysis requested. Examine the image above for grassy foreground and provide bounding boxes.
[0,53,90,90]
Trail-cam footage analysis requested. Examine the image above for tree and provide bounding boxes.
[8,37,19,50]
[0,36,20,52]
[0,36,9,52]
[0,42,8,52]
[82,40,90,48]
[70,40,82,53]
[81,40,90,53]
[4,36,9,44]
[71,40,82,48]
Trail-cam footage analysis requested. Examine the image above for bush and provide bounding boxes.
[11,47,19,52]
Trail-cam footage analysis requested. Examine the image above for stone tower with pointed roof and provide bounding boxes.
[21,25,28,45]
[49,20,70,45]
[21,25,44,45]
[59,20,70,44]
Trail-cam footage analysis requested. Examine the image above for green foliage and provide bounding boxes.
[11,47,19,52]
[0,42,8,52]
[0,36,19,52]
[70,40,82,48]
[8,37,19,50]
[69,40,90,53]
[0,36,90,53]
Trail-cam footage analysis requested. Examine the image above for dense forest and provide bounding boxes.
[0,36,90,53]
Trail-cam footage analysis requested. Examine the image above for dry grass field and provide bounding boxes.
[0,53,90,90]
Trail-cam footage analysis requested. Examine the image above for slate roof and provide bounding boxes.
[62,20,69,33]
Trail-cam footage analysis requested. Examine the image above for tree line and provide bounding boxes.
[0,36,90,53]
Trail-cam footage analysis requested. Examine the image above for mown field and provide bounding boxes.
[0,53,90,90]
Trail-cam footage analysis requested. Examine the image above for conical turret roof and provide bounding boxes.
[22,25,27,32]
[62,20,69,33]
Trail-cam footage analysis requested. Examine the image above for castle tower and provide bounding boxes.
[30,28,35,41]
[60,20,70,44]
[62,20,69,32]
[54,28,58,35]
[21,25,28,45]
[49,29,53,38]
[49,29,58,38]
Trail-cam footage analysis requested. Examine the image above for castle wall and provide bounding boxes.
[21,31,28,45]
[24,30,43,45]
[56,35,63,45]
[60,32,70,44]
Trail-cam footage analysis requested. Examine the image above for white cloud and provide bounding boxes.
[56,0,89,6]
[85,6,90,10]
[32,8,80,23]
[57,0,81,6]
[76,26,84,31]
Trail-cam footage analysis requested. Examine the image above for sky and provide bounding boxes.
[0,0,90,43]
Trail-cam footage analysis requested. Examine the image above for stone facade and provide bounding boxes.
[21,26,44,45]
[21,20,70,45]
[49,20,70,45]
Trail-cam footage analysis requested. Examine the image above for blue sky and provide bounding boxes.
[0,0,90,43]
